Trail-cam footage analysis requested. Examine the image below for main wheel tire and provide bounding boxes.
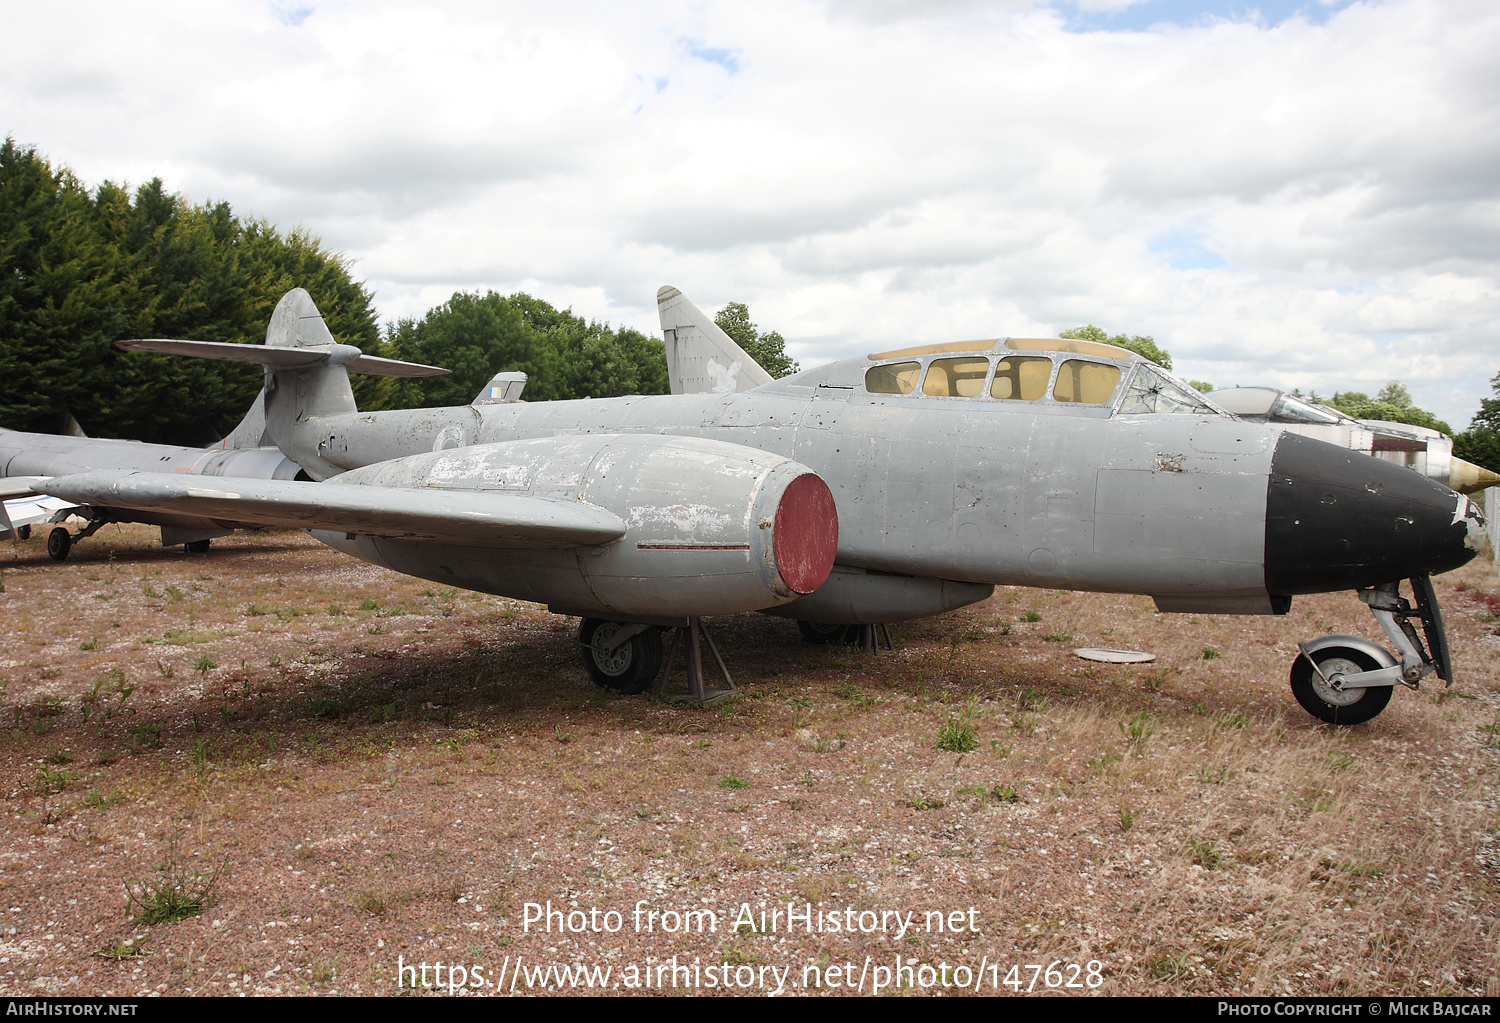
[15,524,30,541]
[1289,646,1394,725]
[185,539,212,554]
[46,527,71,562]
[797,620,860,645]
[580,619,664,695]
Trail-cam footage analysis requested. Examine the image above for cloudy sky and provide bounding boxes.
[4,0,1497,426]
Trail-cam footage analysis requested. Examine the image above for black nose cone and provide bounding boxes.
[1265,432,1483,595]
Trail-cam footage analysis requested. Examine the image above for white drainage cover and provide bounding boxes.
[1074,648,1156,663]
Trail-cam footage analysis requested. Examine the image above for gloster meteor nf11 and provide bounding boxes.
[29,288,1486,724]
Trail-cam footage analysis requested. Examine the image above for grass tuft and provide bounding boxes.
[124,833,225,925]
[936,699,979,753]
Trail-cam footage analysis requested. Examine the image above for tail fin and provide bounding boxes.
[657,286,774,395]
[472,371,528,404]
[117,288,448,478]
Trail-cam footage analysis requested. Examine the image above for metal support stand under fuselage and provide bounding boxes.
[657,617,737,704]
[853,623,894,655]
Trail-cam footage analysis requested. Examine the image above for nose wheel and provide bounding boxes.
[1290,646,1393,725]
[1287,575,1452,726]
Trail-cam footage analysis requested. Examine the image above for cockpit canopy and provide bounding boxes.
[859,338,1219,415]
[1211,387,1349,426]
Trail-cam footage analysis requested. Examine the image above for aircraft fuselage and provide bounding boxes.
[286,379,1480,621]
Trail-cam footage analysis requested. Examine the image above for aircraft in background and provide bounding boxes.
[1210,387,1500,496]
[0,336,448,561]
[33,287,1485,725]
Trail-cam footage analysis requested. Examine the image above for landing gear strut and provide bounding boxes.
[44,513,107,562]
[1289,575,1451,725]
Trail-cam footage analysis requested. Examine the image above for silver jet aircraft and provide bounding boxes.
[36,287,1486,725]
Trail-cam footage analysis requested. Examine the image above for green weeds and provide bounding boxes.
[124,833,225,925]
[936,699,979,753]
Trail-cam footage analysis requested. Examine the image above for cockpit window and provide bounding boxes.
[1053,360,1122,404]
[990,357,1052,401]
[865,361,922,394]
[1270,394,1343,425]
[1117,364,1217,414]
[922,357,990,398]
[1210,387,1278,417]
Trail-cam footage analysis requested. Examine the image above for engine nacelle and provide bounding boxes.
[314,433,838,619]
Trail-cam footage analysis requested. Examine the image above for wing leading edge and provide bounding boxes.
[40,471,626,550]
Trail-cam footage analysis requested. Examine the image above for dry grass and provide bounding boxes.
[0,521,1497,996]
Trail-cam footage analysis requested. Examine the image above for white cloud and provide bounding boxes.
[3,0,1498,425]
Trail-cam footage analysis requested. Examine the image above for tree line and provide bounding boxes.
[0,140,796,444]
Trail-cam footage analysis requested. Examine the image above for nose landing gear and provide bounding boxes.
[1290,575,1451,725]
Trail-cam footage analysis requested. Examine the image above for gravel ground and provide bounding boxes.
[1,522,1497,997]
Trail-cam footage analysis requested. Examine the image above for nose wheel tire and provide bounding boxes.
[797,620,860,645]
[1290,646,1393,725]
[46,527,71,562]
[185,540,212,554]
[580,619,664,695]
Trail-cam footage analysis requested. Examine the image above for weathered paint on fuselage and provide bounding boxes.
[292,373,1280,604]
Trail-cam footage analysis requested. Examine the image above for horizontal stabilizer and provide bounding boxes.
[40,471,626,550]
[116,339,449,378]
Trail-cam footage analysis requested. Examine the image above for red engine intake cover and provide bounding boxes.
[772,473,838,594]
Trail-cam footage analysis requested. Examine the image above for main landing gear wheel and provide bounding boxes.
[185,539,212,554]
[580,619,664,695]
[797,620,859,645]
[1289,646,1393,725]
[15,525,30,541]
[46,527,71,562]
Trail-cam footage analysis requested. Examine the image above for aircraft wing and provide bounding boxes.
[0,476,50,500]
[39,471,626,549]
[1,482,75,537]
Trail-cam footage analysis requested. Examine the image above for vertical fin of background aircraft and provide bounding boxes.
[218,386,270,449]
[657,286,774,396]
[472,371,528,404]
[112,287,446,478]
[259,288,358,466]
